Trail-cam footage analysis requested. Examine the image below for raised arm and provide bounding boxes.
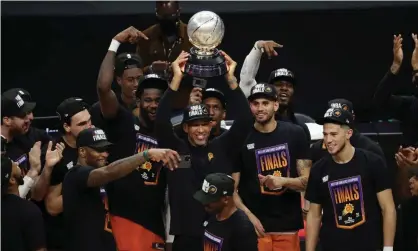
[97,27,148,119]
[239,40,282,97]
[86,148,180,188]
[155,51,189,149]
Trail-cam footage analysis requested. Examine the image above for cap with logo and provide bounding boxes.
[76,127,112,151]
[135,73,168,97]
[202,88,226,109]
[56,97,89,124]
[115,53,143,76]
[182,104,211,123]
[2,155,13,190]
[268,68,296,85]
[316,107,353,127]
[248,83,278,101]
[193,173,235,205]
[328,98,354,115]
[1,88,36,118]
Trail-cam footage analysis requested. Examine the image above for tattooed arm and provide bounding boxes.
[283,159,312,192]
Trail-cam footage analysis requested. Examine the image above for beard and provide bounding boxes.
[255,112,275,125]
[140,106,155,128]
[157,18,178,36]
[330,141,347,156]
[16,175,24,186]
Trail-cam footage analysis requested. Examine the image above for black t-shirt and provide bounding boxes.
[305,148,391,251]
[203,209,258,251]
[90,102,166,238]
[62,165,116,251]
[156,88,254,237]
[1,194,46,251]
[234,122,310,232]
[310,130,385,163]
[45,137,78,249]
[4,127,52,175]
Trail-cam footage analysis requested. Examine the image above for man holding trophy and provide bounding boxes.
[155,11,254,251]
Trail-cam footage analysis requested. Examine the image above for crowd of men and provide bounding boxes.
[2,2,418,251]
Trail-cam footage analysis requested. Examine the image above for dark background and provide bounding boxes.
[2,1,418,121]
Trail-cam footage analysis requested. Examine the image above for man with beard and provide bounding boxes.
[1,155,46,251]
[194,173,258,251]
[311,98,385,163]
[136,1,193,110]
[176,87,227,140]
[1,89,41,197]
[303,107,396,251]
[42,98,92,251]
[95,26,171,251]
[156,51,253,251]
[62,127,180,251]
[239,41,311,143]
[233,83,311,251]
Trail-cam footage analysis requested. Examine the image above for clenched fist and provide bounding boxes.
[147,148,181,170]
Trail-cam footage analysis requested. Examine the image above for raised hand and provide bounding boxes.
[257,40,283,59]
[29,141,42,173]
[189,87,203,105]
[392,34,403,74]
[171,51,190,79]
[45,141,65,168]
[219,51,237,79]
[113,26,149,44]
[411,33,418,70]
[147,148,181,171]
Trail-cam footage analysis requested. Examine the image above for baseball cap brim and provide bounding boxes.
[184,116,212,123]
[88,140,113,151]
[270,76,295,85]
[193,190,221,205]
[12,102,36,117]
[203,91,226,108]
[248,93,277,102]
[316,117,347,126]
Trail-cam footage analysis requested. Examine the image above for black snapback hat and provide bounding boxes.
[56,98,89,124]
[193,173,235,205]
[2,89,36,118]
[115,53,143,76]
[202,88,226,109]
[76,128,112,151]
[135,74,168,97]
[268,68,296,85]
[328,98,354,115]
[2,155,13,190]
[248,83,278,101]
[316,107,354,127]
[182,104,211,123]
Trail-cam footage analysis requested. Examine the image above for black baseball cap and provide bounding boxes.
[203,88,226,109]
[248,83,278,101]
[115,53,143,76]
[2,89,36,118]
[328,99,354,115]
[316,107,354,127]
[56,97,89,124]
[268,68,296,85]
[193,173,235,205]
[2,155,13,189]
[182,104,211,123]
[135,73,168,97]
[76,128,112,151]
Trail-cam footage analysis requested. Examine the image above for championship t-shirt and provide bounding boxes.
[62,165,116,251]
[203,209,258,251]
[235,122,310,232]
[305,148,390,251]
[90,103,166,238]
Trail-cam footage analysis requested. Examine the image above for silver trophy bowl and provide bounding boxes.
[187,11,225,56]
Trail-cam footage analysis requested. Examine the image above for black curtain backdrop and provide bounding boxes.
[2,4,418,121]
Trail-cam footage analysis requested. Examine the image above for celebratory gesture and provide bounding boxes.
[113,26,148,44]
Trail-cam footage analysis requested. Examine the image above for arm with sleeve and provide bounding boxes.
[239,41,263,97]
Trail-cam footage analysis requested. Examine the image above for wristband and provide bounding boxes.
[383,247,393,251]
[143,150,150,161]
[108,39,121,52]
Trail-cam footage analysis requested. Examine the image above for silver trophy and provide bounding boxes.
[183,11,227,78]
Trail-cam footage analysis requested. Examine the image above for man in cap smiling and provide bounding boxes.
[155,51,253,251]
[310,98,384,163]
[304,107,396,251]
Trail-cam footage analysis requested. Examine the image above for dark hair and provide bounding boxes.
[156,1,179,9]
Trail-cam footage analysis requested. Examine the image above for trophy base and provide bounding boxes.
[183,47,227,78]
